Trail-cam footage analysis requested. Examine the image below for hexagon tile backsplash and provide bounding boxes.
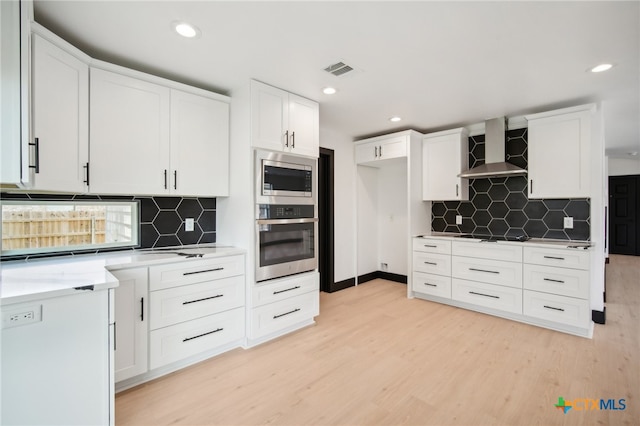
[0,192,216,259]
[431,128,591,240]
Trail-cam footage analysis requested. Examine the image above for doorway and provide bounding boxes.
[609,175,640,255]
[318,148,335,292]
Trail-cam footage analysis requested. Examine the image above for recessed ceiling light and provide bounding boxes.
[589,63,614,73]
[389,116,402,122]
[173,21,201,38]
[323,87,337,95]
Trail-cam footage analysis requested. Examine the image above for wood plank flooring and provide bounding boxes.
[116,255,639,425]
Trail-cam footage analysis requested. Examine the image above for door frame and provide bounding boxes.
[318,147,335,292]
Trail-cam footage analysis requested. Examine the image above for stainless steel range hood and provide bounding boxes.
[458,117,527,179]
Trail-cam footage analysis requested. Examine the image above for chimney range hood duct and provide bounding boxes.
[458,117,527,179]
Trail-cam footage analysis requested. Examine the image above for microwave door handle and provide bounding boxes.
[257,218,318,225]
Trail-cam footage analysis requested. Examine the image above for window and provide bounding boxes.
[1,201,139,256]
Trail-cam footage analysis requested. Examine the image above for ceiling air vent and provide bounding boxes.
[324,61,354,77]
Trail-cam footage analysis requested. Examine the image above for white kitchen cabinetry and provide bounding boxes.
[90,67,170,195]
[1,290,113,425]
[251,80,319,158]
[523,247,591,329]
[0,0,31,187]
[31,33,89,192]
[248,271,319,344]
[148,255,245,370]
[170,89,230,197]
[90,67,230,196]
[451,241,523,315]
[411,237,452,299]
[112,268,148,383]
[526,104,594,199]
[422,128,469,201]
[355,134,407,165]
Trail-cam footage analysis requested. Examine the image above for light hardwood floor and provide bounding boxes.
[116,255,639,425]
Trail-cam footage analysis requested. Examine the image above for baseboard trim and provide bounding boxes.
[592,307,606,324]
[328,277,355,293]
[358,271,407,285]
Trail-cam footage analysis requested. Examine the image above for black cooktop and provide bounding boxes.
[457,234,530,242]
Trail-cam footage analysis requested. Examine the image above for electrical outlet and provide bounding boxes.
[185,218,195,232]
[456,215,463,225]
[381,262,388,271]
[2,305,41,329]
[563,217,574,229]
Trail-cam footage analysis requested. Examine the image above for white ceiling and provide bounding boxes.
[34,1,640,157]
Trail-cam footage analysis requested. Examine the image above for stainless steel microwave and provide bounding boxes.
[255,150,317,205]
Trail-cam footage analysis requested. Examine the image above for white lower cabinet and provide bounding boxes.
[452,278,522,314]
[114,253,246,388]
[150,307,244,370]
[249,271,319,343]
[412,237,593,337]
[112,268,149,383]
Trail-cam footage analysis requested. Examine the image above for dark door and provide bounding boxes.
[318,148,335,292]
[609,175,639,255]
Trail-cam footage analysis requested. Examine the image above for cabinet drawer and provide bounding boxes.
[452,241,522,262]
[523,264,589,299]
[412,238,451,254]
[412,272,451,299]
[413,252,451,276]
[523,290,590,328]
[452,256,522,288]
[150,275,244,330]
[452,279,522,314]
[149,307,244,370]
[523,247,590,270]
[149,255,244,291]
[250,291,319,339]
[252,271,318,308]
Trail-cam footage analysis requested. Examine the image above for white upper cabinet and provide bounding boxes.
[526,104,594,199]
[170,89,230,197]
[31,34,89,192]
[251,80,319,158]
[355,134,408,166]
[422,128,469,201]
[90,67,171,195]
[90,67,230,196]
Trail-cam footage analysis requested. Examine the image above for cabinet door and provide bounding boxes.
[112,268,148,383]
[170,89,230,196]
[422,131,468,201]
[527,109,591,198]
[288,94,319,157]
[90,68,170,195]
[31,34,89,192]
[251,80,288,152]
[355,141,378,164]
[379,137,407,160]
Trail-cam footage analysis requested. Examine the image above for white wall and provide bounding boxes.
[377,160,408,275]
[319,126,357,283]
[356,165,378,276]
[608,157,640,176]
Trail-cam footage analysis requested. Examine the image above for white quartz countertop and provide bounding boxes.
[0,244,245,305]
[414,232,592,249]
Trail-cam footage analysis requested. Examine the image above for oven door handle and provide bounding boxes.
[257,218,318,225]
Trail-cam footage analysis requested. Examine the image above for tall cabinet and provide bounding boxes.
[354,130,430,295]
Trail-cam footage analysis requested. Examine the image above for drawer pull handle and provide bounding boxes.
[183,294,224,305]
[543,256,565,261]
[543,278,565,284]
[424,283,437,287]
[469,291,500,299]
[183,327,223,342]
[469,268,499,274]
[273,286,301,295]
[274,308,301,319]
[424,261,438,265]
[183,267,224,276]
[423,244,438,248]
[543,305,565,312]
